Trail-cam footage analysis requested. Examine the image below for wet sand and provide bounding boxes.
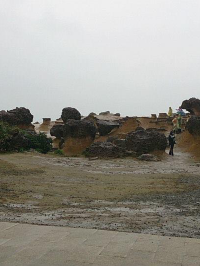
[0,149,200,238]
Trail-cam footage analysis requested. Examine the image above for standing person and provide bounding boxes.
[168,107,173,117]
[172,115,178,132]
[177,114,182,133]
[168,131,176,156]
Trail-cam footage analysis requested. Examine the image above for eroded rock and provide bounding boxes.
[85,141,127,158]
[181,98,200,116]
[0,107,33,126]
[186,116,200,135]
[61,107,81,123]
[97,120,120,136]
[62,119,96,155]
[50,124,64,139]
[63,119,96,139]
[125,129,167,155]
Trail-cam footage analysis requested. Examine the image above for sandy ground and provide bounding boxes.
[0,148,200,238]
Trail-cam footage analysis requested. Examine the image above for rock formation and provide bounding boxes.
[181,98,200,116]
[61,107,81,123]
[99,111,110,115]
[0,107,33,126]
[85,141,128,158]
[186,116,200,135]
[50,124,64,139]
[125,129,167,155]
[63,119,96,139]
[61,119,96,156]
[97,120,120,136]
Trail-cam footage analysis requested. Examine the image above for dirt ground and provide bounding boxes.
[0,147,200,238]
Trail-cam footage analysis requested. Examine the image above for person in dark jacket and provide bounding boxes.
[168,130,176,156]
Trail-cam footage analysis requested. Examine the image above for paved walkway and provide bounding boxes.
[0,222,200,266]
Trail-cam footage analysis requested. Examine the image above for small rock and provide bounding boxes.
[138,154,159,161]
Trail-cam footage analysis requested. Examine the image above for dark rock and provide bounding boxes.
[135,127,145,131]
[63,119,96,139]
[50,124,64,139]
[85,141,127,158]
[181,98,200,116]
[138,154,159,161]
[97,120,120,136]
[89,112,96,116]
[106,136,118,143]
[0,107,33,125]
[186,116,200,135]
[61,107,81,123]
[107,137,126,149]
[99,111,110,115]
[113,139,126,149]
[114,113,120,117]
[125,129,167,155]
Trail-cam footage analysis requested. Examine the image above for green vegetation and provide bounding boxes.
[54,149,64,156]
[23,131,52,154]
[0,122,52,154]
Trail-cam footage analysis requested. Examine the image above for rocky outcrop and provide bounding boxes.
[186,116,200,135]
[84,141,128,158]
[61,107,81,123]
[0,107,33,126]
[99,111,110,115]
[181,98,200,116]
[125,129,167,155]
[63,119,96,139]
[97,120,120,136]
[62,119,96,156]
[50,124,64,139]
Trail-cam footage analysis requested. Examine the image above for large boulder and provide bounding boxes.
[125,129,167,155]
[85,141,127,158]
[61,107,81,123]
[0,107,33,125]
[186,116,200,135]
[97,120,120,136]
[62,119,96,156]
[50,124,64,139]
[181,98,200,116]
[63,119,96,139]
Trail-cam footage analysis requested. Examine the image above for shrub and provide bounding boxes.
[54,149,64,156]
[0,122,52,154]
[0,122,18,152]
[24,132,52,154]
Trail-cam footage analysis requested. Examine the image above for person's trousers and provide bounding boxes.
[169,144,174,156]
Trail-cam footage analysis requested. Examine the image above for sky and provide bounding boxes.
[0,0,200,122]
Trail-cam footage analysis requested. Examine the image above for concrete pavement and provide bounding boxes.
[0,222,200,266]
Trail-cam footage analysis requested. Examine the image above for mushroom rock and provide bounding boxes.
[50,124,64,139]
[97,120,120,136]
[186,116,200,135]
[62,119,96,155]
[61,107,81,123]
[181,98,200,116]
[0,107,33,129]
[125,129,167,155]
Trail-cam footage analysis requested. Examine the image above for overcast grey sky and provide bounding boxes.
[0,0,200,121]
